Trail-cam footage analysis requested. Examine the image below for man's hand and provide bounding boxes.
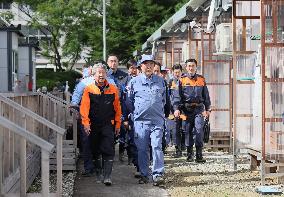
[202,111,211,118]
[123,121,129,130]
[84,125,91,136]
[115,128,120,137]
[174,110,180,118]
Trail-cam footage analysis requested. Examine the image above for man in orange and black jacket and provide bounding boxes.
[80,63,121,186]
[173,59,211,163]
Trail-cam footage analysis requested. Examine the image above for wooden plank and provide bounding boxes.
[0,95,65,135]
[61,148,75,153]
[209,137,230,141]
[236,114,253,117]
[20,137,27,196]
[49,165,76,171]
[237,80,255,84]
[242,19,246,51]
[250,154,258,171]
[50,158,75,165]
[264,173,284,178]
[0,116,54,153]
[265,118,283,123]
[5,150,40,193]
[72,113,77,150]
[50,152,75,159]
[0,101,3,195]
[4,193,57,197]
[205,145,231,148]
[56,134,63,196]
[265,163,284,168]
[41,150,49,197]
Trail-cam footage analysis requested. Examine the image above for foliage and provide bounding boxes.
[36,69,81,92]
[17,0,188,64]
[105,0,183,61]
[0,11,14,23]
[17,0,101,71]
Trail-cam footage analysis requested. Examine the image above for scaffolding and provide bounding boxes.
[232,0,284,184]
[141,0,284,184]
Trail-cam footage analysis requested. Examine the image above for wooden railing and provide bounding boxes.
[38,92,78,151]
[0,113,54,197]
[0,93,66,196]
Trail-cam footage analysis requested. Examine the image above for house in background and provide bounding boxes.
[0,20,23,92]
[18,39,40,92]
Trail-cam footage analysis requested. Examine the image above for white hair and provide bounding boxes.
[92,63,107,75]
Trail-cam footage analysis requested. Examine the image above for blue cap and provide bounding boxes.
[140,54,155,64]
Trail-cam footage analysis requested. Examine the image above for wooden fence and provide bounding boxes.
[0,92,76,196]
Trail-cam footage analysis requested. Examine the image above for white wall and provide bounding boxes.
[0,31,8,92]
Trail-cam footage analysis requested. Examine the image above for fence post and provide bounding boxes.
[0,101,3,195]
[72,112,77,150]
[56,134,63,197]
[41,149,50,197]
[20,114,27,196]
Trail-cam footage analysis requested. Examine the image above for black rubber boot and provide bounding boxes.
[186,146,194,162]
[94,159,102,183]
[103,160,113,186]
[174,146,182,158]
[119,144,124,162]
[181,133,186,151]
[195,147,206,163]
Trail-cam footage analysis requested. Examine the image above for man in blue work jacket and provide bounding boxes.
[107,54,128,162]
[173,59,211,163]
[121,59,140,176]
[168,64,186,158]
[126,54,166,186]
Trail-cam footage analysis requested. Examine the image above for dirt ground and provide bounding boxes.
[164,147,284,197]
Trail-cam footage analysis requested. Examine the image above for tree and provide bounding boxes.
[16,0,188,66]
[103,0,183,62]
[17,0,101,71]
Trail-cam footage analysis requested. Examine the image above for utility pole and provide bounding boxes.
[103,0,106,61]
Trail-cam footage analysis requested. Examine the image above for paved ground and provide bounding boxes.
[73,152,169,197]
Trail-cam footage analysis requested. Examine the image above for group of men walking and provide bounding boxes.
[71,54,211,187]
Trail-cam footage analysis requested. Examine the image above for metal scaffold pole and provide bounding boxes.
[103,0,106,61]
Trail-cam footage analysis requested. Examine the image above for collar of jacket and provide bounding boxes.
[185,73,197,80]
[94,79,110,89]
[141,73,159,84]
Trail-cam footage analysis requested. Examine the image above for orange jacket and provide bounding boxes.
[80,80,121,129]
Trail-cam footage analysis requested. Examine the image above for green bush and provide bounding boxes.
[36,69,82,92]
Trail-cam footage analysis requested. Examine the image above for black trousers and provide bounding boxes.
[91,124,115,161]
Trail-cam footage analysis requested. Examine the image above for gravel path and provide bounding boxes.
[28,147,284,197]
[28,171,76,197]
[164,148,284,197]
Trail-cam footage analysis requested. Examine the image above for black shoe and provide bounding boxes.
[128,156,133,165]
[119,153,124,162]
[103,160,113,186]
[173,151,182,158]
[195,147,206,163]
[153,176,165,186]
[94,159,103,182]
[82,171,94,177]
[134,171,141,178]
[186,146,194,162]
[138,176,149,184]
